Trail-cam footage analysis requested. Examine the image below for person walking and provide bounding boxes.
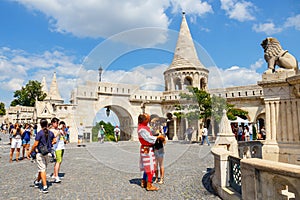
[138,113,159,191]
[98,125,105,143]
[201,125,210,146]
[9,123,23,162]
[27,118,56,194]
[22,123,32,159]
[114,125,120,143]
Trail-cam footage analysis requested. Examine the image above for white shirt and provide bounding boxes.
[202,128,208,136]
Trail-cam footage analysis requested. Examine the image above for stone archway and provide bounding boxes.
[94,105,134,141]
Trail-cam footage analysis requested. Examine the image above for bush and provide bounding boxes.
[92,121,115,142]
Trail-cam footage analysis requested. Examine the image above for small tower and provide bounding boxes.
[41,77,48,96]
[45,72,64,103]
[164,12,209,92]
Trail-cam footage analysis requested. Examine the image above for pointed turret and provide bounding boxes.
[45,72,63,103]
[41,77,48,95]
[168,12,205,70]
[164,12,209,92]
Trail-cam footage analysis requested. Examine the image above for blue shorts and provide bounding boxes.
[22,139,30,145]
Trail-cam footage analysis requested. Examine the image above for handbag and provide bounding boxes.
[39,132,49,155]
[39,145,49,155]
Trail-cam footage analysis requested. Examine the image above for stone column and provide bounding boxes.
[286,101,293,142]
[265,102,271,140]
[270,102,276,140]
[297,100,300,142]
[280,101,287,142]
[292,100,298,142]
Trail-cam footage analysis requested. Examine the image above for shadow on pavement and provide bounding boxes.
[129,178,142,186]
[202,168,218,195]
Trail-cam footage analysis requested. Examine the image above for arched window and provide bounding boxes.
[200,78,207,90]
[174,77,182,90]
[183,76,193,89]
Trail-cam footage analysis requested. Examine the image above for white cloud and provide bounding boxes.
[208,65,261,89]
[15,0,171,46]
[250,58,264,71]
[170,0,213,16]
[103,64,168,91]
[252,22,282,35]
[284,14,300,30]
[220,0,255,22]
[0,78,24,91]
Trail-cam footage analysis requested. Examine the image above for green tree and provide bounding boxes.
[10,80,47,107]
[92,120,115,142]
[175,86,212,123]
[0,102,6,116]
[177,87,248,124]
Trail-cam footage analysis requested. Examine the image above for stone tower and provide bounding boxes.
[44,72,64,103]
[164,12,209,92]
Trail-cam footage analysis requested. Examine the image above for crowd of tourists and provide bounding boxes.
[231,123,266,141]
[2,118,70,194]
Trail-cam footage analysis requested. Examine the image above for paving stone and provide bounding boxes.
[0,133,220,199]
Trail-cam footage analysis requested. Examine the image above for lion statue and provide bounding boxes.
[261,37,298,74]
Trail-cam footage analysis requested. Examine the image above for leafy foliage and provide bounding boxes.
[176,87,212,122]
[92,120,115,142]
[0,102,6,116]
[10,80,47,107]
[178,87,248,123]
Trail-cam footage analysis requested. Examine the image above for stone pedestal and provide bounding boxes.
[258,71,300,164]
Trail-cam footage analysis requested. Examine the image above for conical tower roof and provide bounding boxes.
[41,77,48,95]
[167,12,205,71]
[45,72,63,102]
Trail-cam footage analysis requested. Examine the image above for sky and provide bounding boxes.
[1,0,300,111]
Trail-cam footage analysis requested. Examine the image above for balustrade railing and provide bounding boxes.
[228,155,242,194]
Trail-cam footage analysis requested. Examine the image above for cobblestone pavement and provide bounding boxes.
[0,133,220,200]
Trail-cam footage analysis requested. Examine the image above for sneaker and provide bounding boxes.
[33,180,40,188]
[52,175,63,179]
[40,187,48,194]
[54,177,61,183]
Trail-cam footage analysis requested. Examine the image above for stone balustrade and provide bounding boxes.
[241,158,300,200]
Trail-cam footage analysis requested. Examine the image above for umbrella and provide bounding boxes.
[230,116,249,123]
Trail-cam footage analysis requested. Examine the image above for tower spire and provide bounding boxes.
[41,77,48,95]
[45,72,63,103]
[168,12,205,70]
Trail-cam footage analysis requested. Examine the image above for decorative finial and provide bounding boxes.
[182,11,185,15]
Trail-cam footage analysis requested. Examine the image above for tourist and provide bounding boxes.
[22,123,32,159]
[248,123,253,141]
[201,125,210,146]
[114,125,120,143]
[8,122,14,145]
[98,125,105,143]
[261,126,266,140]
[185,127,194,142]
[244,125,250,141]
[50,118,66,183]
[78,123,84,145]
[237,125,243,141]
[138,113,164,191]
[65,126,70,143]
[162,122,168,137]
[9,123,23,162]
[154,132,166,184]
[27,118,56,193]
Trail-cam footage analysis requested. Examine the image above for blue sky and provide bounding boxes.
[0,0,300,110]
